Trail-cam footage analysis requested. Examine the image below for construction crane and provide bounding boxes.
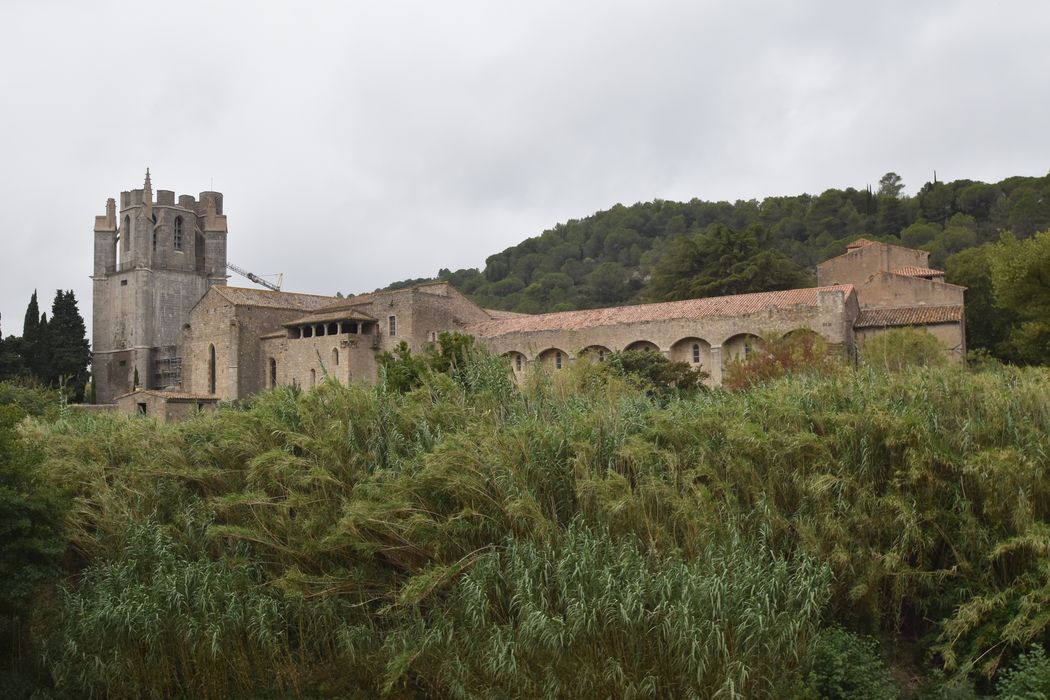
[226,262,284,292]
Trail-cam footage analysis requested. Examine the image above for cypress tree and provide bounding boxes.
[22,291,39,339]
[47,290,91,401]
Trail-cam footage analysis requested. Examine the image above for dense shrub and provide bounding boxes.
[806,627,898,700]
[995,646,1050,699]
[861,327,948,371]
[722,331,842,389]
[7,363,1050,695]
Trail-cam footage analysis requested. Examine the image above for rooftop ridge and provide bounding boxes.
[467,284,855,338]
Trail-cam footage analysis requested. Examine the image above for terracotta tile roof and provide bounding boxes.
[855,305,963,329]
[213,286,336,310]
[892,266,945,278]
[466,285,855,338]
[847,238,878,249]
[114,389,219,401]
[483,308,529,319]
[284,308,377,327]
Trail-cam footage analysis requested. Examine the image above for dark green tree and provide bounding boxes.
[877,172,904,199]
[47,290,91,401]
[989,231,1050,364]
[648,224,812,302]
[945,245,1016,358]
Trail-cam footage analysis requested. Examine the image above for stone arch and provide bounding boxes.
[537,347,568,370]
[503,351,526,373]
[579,345,611,362]
[722,332,763,362]
[624,340,660,353]
[670,337,711,369]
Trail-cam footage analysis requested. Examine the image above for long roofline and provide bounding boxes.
[466,284,856,338]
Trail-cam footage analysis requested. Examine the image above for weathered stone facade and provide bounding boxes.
[91,179,966,416]
[92,171,228,404]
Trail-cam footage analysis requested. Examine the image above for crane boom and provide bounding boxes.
[226,262,283,291]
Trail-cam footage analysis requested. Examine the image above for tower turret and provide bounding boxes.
[92,171,230,403]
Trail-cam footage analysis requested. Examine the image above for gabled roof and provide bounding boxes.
[466,285,855,338]
[855,305,962,329]
[211,286,336,310]
[891,266,945,278]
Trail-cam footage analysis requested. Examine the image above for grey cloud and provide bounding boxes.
[0,0,1048,337]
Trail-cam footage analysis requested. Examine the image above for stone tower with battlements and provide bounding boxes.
[91,170,228,403]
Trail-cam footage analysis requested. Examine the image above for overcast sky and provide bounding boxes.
[1,0,1048,338]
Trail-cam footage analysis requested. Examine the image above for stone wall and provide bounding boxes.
[475,289,859,384]
[816,242,930,287]
[855,272,964,309]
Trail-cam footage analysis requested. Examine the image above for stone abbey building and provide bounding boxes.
[93,174,965,416]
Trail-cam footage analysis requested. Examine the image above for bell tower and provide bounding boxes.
[91,170,229,403]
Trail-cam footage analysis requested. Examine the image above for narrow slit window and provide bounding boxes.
[388,315,396,336]
[173,216,183,250]
[555,352,563,370]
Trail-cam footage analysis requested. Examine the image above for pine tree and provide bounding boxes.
[47,290,91,401]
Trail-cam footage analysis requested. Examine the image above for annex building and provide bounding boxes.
[92,175,965,417]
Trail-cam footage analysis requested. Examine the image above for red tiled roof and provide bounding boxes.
[855,305,962,329]
[892,266,945,278]
[847,238,878,249]
[213,286,336,310]
[466,285,855,338]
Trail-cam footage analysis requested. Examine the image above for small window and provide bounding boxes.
[310,368,316,387]
[692,344,701,364]
[269,358,277,388]
[598,349,606,362]
[555,352,563,370]
[120,279,128,286]
[515,354,523,371]
[208,344,217,394]
[152,229,157,252]
[118,360,127,367]
[137,402,147,415]
[333,348,339,365]
[173,216,183,250]
[388,315,397,336]
[123,216,131,252]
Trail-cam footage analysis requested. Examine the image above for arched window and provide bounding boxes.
[555,351,563,370]
[332,348,339,365]
[309,368,316,387]
[208,344,216,394]
[692,344,701,364]
[173,216,183,250]
[269,358,277,388]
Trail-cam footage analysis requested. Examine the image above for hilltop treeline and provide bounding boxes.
[4,348,1050,697]
[381,171,1050,358]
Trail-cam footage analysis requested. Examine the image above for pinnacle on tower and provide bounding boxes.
[143,167,153,217]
